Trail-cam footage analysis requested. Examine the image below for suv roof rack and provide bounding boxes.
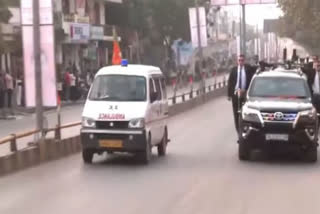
[256,61,304,77]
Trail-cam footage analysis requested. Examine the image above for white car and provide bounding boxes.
[81,60,169,164]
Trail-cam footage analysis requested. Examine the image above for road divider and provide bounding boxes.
[0,80,228,176]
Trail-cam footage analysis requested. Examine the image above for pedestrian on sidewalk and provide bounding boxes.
[69,71,77,101]
[64,68,71,101]
[0,72,5,118]
[5,72,14,115]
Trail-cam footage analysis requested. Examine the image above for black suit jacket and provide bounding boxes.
[301,66,316,94]
[228,64,255,98]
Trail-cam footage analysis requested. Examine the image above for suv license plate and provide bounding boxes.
[266,134,289,141]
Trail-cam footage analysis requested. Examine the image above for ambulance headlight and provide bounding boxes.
[82,117,96,128]
[242,106,261,123]
[129,118,145,128]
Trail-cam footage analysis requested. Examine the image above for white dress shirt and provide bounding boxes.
[235,66,246,90]
[313,71,320,94]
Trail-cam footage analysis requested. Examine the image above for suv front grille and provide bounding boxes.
[261,112,297,122]
[96,121,129,129]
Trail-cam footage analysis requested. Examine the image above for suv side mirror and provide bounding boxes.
[150,92,158,103]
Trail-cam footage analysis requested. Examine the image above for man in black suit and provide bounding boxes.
[302,55,319,95]
[302,57,320,113]
[228,55,255,132]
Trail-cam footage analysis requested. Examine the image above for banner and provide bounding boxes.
[70,23,90,41]
[40,26,57,107]
[112,28,122,65]
[22,26,36,107]
[211,0,276,5]
[171,39,194,66]
[189,7,208,48]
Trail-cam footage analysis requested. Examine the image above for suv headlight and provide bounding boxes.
[299,108,317,120]
[82,117,96,128]
[129,118,145,128]
[242,106,261,123]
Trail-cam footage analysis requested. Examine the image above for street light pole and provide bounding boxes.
[242,4,246,56]
[195,0,205,94]
[33,0,44,137]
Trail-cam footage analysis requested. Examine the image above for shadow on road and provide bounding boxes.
[242,150,320,167]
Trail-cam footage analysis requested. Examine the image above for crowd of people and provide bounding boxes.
[58,64,95,102]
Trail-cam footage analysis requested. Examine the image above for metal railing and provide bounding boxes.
[0,79,228,155]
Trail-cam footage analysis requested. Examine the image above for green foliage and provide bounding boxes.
[148,0,193,41]
[128,0,194,45]
[0,0,19,54]
[278,0,320,51]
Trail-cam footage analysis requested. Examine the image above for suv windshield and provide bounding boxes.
[89,75,147,101]
[249,77,311,98]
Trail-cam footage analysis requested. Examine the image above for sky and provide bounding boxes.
[224,3,283,29]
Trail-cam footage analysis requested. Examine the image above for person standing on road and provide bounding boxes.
[228,54,255,132]
[301,57,320,113]
[302,55,319,95]
[69,71,77,101]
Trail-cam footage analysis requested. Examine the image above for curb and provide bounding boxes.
[0,136,82,176]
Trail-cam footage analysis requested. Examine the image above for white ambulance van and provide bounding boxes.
[81,60,169,164]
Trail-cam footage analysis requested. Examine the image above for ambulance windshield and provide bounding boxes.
[89,75,147,102]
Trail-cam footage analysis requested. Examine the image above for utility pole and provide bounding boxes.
[241,4,246,56]
[33,0,44,137]
[195,0,205,94]
[239,5,242,54]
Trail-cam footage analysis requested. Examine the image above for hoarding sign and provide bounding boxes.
[91,26,104,40]
[22,26,36,107]
[40,0,53,24]
[172,39,194,66]
[21,0,33,25]
[211,0,276,5]
[21,0,57,107]
[71,23,90,41]
[189,7,208,48]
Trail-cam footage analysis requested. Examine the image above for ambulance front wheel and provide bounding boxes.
[82,149,94,164]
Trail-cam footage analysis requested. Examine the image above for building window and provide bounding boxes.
[62,0,70,14]
[94,2,100,25]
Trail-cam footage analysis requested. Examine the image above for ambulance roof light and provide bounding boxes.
[121,59,128,67]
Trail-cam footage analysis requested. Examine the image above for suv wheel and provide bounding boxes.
[82,149,94,164]
[303,148,317,163]
[158,129,168,156]
[238,141,250,161]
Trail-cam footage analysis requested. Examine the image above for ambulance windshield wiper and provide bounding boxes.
[96,95,123,101]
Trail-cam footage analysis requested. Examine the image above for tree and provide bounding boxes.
[277,0,320,52]
[0,0,17,54]
[127,0,195,66]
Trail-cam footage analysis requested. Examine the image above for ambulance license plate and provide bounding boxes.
[99,140,123,148]
[265,134,289,141]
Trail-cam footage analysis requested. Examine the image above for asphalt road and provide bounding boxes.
[1,96,320,214]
